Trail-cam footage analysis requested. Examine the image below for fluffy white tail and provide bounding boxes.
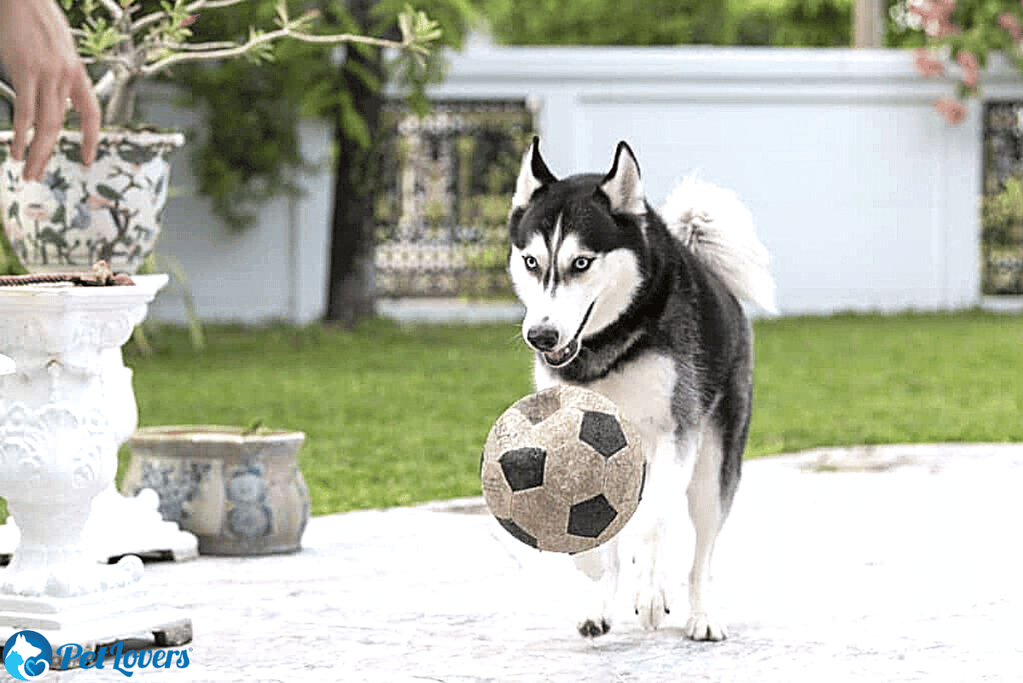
[660,175,777,313]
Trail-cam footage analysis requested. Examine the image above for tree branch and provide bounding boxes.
[80,54,135,70]
[284,30,411,49]
[131,0,247,34]
[96,0,125,21]
[164,40,239,51]
[93,70,117,100]
[141,26,411,75]
[185,0,250,10]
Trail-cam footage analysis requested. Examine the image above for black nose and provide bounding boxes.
[526,326,559,351]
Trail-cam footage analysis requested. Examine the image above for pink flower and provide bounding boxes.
[934,97,967,125]
[86,195,112,210]
[999,12,1023,41]
[23,203,49,222]
[909,0,961,38]
[956,50,978,88]
[913,48,945,77]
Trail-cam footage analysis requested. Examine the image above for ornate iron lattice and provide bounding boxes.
[982,102,1023,295]
[373,100,534,299]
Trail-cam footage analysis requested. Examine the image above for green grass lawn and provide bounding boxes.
[123,311,1023,516]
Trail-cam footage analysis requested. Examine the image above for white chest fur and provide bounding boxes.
[534,353,677,448]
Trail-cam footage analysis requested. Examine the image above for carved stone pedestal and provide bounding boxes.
[0,275,192,665]
[0,328,198,564]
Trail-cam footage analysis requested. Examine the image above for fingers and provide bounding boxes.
[10,78,37,167]
[0,0,102,181]
[70,65,101,167]
[13,63,98,182]
[21,75,69,182]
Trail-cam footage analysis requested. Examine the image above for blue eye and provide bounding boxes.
[572,256,593,272]
[523,255,539,271]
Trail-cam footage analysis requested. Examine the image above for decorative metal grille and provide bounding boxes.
[982,102,1023,295]
[373,100,534,299]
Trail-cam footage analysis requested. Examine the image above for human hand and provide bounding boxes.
[0,0,101,181]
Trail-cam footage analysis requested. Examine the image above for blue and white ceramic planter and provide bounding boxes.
[122,426,311,556]
[0,129,184,274]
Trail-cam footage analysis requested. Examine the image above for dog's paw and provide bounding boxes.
[633,582,671,630]
[577,617,611,638]
[684,612,727,641]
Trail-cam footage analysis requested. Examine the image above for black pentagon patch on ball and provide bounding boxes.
[499,447,547,492]
[496,517,537,548]
[567,494,618,538]
[579,410,628,458]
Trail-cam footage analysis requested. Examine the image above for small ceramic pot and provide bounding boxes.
[122,426,311,556]
[0,129,184,274]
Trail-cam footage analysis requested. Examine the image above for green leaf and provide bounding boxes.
[38,228,63,245]
[96,184,122,202]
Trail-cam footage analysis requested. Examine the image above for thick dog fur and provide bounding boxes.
[507,137,775,641]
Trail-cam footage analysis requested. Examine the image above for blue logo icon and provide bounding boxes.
[2,630,52,681]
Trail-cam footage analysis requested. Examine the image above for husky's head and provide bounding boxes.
[508,137,646,369]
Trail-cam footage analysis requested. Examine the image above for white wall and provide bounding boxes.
[422,42,1007,315]
[139,86,333,325]
[141,45,1023,322]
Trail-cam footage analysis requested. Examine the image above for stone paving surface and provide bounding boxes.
[45,444,1023,682]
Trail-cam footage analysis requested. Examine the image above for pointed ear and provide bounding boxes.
[599,141,646,215]
[511,136,557,210]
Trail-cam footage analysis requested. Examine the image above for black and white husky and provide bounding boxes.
[507,137,776,641]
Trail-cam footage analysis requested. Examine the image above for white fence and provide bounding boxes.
[142,43,1023,323]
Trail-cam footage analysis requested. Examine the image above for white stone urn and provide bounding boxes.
[0,275,190,657]
[0,129,184,274]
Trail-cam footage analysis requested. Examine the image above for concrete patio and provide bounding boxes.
[41,443,1023,682]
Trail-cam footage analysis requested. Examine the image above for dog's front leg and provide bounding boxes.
[572,537,620,637]
[628,429,694,631]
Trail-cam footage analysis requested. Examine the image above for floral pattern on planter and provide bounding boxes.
[225,464,273,538]
[0,130,184,274]
[137,460,212,523]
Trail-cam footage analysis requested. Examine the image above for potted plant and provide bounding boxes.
[0,0,439,273]
[121,421,311,556]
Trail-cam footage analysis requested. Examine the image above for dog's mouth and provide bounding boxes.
[540,301,595,368]
[542,339,579,368]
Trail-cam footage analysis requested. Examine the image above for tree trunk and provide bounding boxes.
[324,0,384,326]
[853,0,884,48]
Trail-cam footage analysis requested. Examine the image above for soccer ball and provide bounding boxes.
[480,385,646,554]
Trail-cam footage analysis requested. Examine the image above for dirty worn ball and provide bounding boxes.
[480,385,646,554]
